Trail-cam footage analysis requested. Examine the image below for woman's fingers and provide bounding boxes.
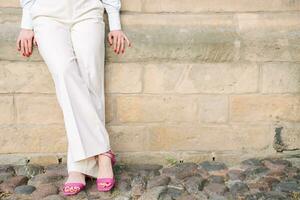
[16,37,21,51]
[123,34,131,47]
[21,39,26,56]
[28,38,32,55]
[120,36,125,54]
[24,39,29,56]
[17,29,35,57]
[113,34,117,52]
[107,33,113,46]
[116,34,122,54]
[115,34,119,53]
[108,31,132,55]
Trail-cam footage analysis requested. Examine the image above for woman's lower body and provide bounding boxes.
[30,0,111,178]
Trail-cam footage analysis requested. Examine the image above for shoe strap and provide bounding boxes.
[64,182,85,188]
[101,150,115,159]
[96,177,115,183]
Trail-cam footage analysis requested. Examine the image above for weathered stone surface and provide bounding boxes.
[85,183,111,199]
[2,0,300,12]
[243,166,270,181]
[0,172,14,183]
[109,17,237,63]
[148,124,270,151]
[229,181,249,196]
[116,95,198,123]
[183,176,206,194]
[0,166,15,183]
[244,191,287,200]
[265,170,287,180]
[144,63,258,94]
[0,61,55,93]
[0,96,14,124]
[116,178,131,193]
[285,166,300,179]
[105,63,142,93]
[162,163,199,180]
[240,158,264,169]
[107,126,149,152]
[142,0,300,12]
[0,125,67,153]
[227,169,245,181]
[199,161,228,177]
[27,172,64,187]
[123,164,162,176]
[272,122,300,151]
[14,164,44,179]
[0,0,143,12]
[1,10,238,62]
[199,161,228,172]
[31,183,58,199]
[113,193,131,200]
[1,193,32,200]
[258,176,280,190]
[15,95,63,124]
[104,94,114,123]
[0,155,299,199]
[139,186,167,200]
[42,194,65,200]
[14,185,36,194]
[197,96,228,123]
[29,156,60,166]
[237,13,300,62]
[262,62,300,93]
[261,158,292,171]
[0,175,28,193]
[131,176,147,197]
[177,192,207,200]
[207,175,225,184]
[147,175,170,189]
[203,183,229,196]
[44,164,67,177]
[273,180,300,193]
[0,165,15,174]
[230,95,300,122]
[166,183,185,199]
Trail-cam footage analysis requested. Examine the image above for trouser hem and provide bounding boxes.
[72,146,111,162]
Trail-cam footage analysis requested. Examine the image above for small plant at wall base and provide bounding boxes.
[165,156,178,166]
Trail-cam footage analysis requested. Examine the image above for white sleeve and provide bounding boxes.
[101,0,122,31]
[20,0,34,30]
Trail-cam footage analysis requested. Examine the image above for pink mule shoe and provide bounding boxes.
[63,182,86,196]
[96,150,116,192]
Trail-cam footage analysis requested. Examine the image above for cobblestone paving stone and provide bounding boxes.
[0,155,299,200]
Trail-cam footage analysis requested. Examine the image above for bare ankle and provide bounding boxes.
[68,171,85,177]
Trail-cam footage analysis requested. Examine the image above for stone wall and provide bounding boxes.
[0,0,299,166]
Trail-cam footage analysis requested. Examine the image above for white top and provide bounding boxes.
[19,0,122,31]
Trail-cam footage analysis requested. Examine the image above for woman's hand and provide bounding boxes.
[107,30,131,55]
[16,29,38,57]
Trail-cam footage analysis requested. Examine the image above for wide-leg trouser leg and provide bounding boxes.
[71,17,106,126]
[33,16,110,178]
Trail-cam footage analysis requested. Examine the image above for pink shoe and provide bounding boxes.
[96,177,115,192]
[96,150,116,192]
[63,182,85,196]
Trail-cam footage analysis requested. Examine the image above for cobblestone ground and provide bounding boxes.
[0,155,299,200]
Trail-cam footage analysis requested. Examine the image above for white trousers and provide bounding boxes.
[31,0,111,178]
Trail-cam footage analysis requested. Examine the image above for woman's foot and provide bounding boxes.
[97,154,114,187]
[63,171,86,194]
[66,171,86,184]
